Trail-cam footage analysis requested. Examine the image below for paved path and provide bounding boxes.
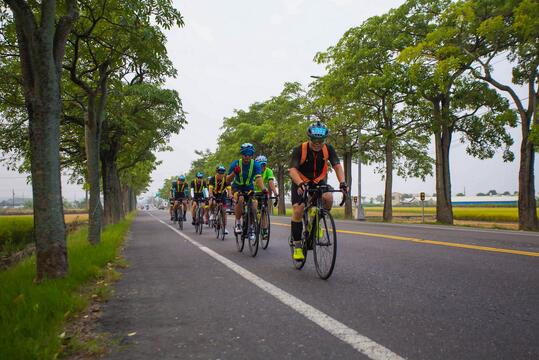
[99,211,539,359]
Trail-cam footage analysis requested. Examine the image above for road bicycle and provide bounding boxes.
[210,196,228,241]
[174,200,185,230]
[290,184,346,280]
[255,193,278,250]
[234,191,259,256]
[192,198,205,235]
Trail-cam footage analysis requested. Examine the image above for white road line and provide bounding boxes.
[149,213,405,360]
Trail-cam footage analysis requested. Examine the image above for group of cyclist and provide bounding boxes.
[168,120,348,262]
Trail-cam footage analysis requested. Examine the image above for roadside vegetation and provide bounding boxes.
[0,214,89,257]
[0,0,185,280]
[167,0,537,232]
[0,214,134,359]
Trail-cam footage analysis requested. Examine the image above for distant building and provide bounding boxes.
[451,195,517,206]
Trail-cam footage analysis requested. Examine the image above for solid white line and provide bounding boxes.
[149,213,404,360]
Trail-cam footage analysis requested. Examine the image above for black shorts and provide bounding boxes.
[291,181,328,205]
[174,195,186,201]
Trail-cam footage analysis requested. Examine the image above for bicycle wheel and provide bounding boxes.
[260,206,270,250]
[197,207,204,234]
[178,207,183,230]
[219,209,226,241]
[235,225,245,252]
[194,207,200,233]
[313,210,337,280]
[248,206,259,257]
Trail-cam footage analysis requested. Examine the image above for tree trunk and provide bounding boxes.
[277,165,286,215]
[434,125,453,224]
[101,129,124,225]
[342,151,353,218]
[9,0,78,280]
[518,113,537,230]
[85,94,102,244]
[383,140,393,222]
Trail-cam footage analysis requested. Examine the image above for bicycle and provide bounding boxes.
[192,198,205,235]
[234,191,259,256]
[290,184,346,280]
[210,196,228,241]
[174,200,185,230]
[255,193,278,250]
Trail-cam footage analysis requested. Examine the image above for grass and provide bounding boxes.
[0,213,134,359]
[273,206,521,223]
[0,214,89,256]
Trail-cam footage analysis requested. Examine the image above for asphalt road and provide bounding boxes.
[98,210,539,360]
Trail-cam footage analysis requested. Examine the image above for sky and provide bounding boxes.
[0,0,532,202]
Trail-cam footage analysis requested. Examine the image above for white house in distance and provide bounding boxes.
[393,193,518,206]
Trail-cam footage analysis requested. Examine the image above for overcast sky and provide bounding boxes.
[0,0,532,201]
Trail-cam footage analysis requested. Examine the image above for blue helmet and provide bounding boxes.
[240,143,255,156]
[196,172,204,178]
[178,175,185,181]
[216,165,226,174]
[255,155,267,165]
[307,121,329,139]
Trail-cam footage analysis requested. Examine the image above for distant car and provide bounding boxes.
[145,205,149,210]
[158,205,165,210]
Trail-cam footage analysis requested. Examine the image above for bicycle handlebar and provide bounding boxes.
[301,184,348,207]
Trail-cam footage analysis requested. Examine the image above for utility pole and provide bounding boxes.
[12,188,15,208]
[355,131,365,221]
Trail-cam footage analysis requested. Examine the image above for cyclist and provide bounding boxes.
[169,176,188,221]
[226,143,267,236]
[289,121,348,261]
[254,155,278,239]
[208,165,231,235]
[190,172,208,226]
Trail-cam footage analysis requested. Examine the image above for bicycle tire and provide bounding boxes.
[260,206,270,250]
[313,210,337,280]
[219,209,226,241]
[235,207,245,252]
[178,207,183,230]
[248,206,259,257]
[198,207,204,234]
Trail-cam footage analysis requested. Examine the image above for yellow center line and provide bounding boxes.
[272,222,539,257]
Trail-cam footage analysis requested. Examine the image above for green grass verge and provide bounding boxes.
[0,213,135,359]
[0,216,34,255]
[273,206,522,222]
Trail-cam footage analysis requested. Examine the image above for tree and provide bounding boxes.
[315,13,433,221]
[64,0,183,243]
[1,0,78,279]
[453,0,538,229]
[487,189,498,196]
[396,0,515,224]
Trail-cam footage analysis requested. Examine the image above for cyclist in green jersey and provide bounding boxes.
[255,155,278,238]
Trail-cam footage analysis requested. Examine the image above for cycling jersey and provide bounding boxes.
[191,179,207,198]
[290,142,340,182]
[254,167,275,192]
[228,159,262,191]
[208,175,230,196]
[170,180,189,200]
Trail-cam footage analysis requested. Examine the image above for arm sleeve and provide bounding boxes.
[289,146,301,169]
[328,145,340,167]
[267,168,275,180]
[228,160,237,175]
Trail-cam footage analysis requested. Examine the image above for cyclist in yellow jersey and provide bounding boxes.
[208,165,231,235]
[190,172,208,226]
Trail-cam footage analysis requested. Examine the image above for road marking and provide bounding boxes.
[272,222,539,257]
[149,213,404,360]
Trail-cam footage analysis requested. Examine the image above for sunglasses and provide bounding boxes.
[310,138,326,144]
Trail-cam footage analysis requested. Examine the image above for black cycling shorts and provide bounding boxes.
[291,181,328,205]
